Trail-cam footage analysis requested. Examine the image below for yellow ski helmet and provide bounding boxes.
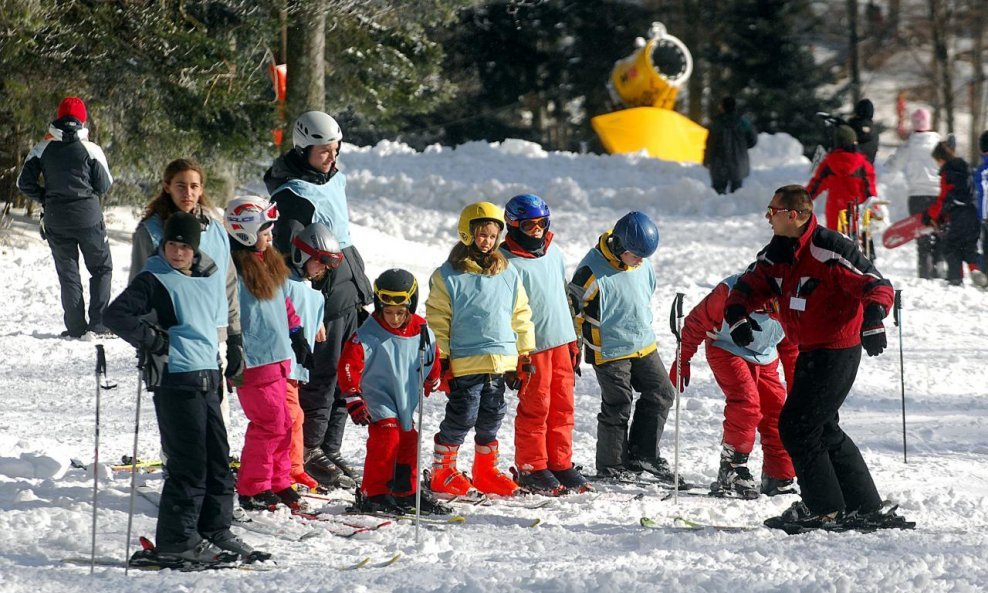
[457,202,505,245]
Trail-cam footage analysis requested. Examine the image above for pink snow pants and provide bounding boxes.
[236,359,293,496]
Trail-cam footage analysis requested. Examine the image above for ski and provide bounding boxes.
[234,508,323,542]
[344,508,467,524]
[289,509,393,537]
[640,516,757,533]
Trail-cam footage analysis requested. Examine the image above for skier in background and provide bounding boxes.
[807,125,877,231]
[974,130,988,271]
[847,98,879,164]
[703,96,758,195]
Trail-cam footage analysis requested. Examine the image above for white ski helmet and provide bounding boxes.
[291,222,343,270]
[293,111,343,149]
[224,195,279,247]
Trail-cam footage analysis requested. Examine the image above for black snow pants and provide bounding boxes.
[942,206,982,285]
[300,307,358,454]
[45,221,112,335]
[908,195,942,279]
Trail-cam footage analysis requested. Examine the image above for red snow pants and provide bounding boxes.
[707,345,795,480]
[361,418,419,497]
[236,360,293,496]
[514,344,576,472]
[286,379,305,477]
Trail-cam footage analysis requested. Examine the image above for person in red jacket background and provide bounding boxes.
[724,184,909,532]
[807,125,877,230]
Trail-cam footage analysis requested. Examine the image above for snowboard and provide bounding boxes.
[881,212,933,249]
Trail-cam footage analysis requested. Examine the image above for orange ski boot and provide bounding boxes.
[471,441,519,496]
[430,442,473,496]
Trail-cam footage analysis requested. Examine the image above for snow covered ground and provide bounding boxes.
[1,134,986,592]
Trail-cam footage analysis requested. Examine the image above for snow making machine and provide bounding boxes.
[591,23,707,163]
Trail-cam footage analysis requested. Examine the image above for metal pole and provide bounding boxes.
[90,345,106,574]
[894,289,906,463]
[668,293,685,504]
[414,323,431,547]
[124,356,144,575]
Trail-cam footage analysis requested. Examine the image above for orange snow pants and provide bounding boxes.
[514,344,576,472]
[286,379,305,476]
[707,345,795,480]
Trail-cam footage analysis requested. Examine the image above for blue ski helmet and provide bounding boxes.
[612,211,659,258]
[505,194,550,230]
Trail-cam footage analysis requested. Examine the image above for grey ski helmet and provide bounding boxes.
[290,222,343,271]
[293,111,343,149]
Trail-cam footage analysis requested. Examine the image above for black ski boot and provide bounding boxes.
[325,450,360,480]
[394,489,454,516]
[352,488,405,514]
[710,446,759,499]
[763,500,840,533]
[627,456,690,489]
[595,465,645,483]
[760,473,797,496]
[238,489,283,511]
[551,466,594,493]
[210,530,271,562]
[841,502,915,531]
[274,486,311,512]
[514,468,566,496]
[304,447,356,490]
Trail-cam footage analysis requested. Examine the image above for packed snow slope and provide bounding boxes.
[0,134,986,593]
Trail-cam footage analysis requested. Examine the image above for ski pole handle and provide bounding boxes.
[96,344,107,376]
[893,289,902,327]
[669,293,685,342]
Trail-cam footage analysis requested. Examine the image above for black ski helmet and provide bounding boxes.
[373,268,419,314]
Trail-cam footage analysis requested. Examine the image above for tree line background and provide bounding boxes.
[1,0,985,207]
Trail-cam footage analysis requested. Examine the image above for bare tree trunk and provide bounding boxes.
[681,0,704,122]
[930,0,955,133]
[848,0,861,105]
[888,0,900,41]
[970,0,985,163]
[285,0,326,129]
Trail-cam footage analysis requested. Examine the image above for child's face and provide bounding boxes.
[619,251,643,267]
[307,142,340,174]
[164,170,203,213]
[381,305,410,328]
[473,222,500,254]
[304,258,328,280]
[255,227,273,251]
[164,240,195,269]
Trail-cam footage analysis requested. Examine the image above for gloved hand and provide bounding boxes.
[143,326,169,356]
[39,212,47,242]
[568,340,582,377]
[437,358,453,394]
[424,376,441,397]
[505,355,536,391]
[225,333,245,383]
[357,307,370,325]
[290,328,314,370]
[724,304,761,347]
[343,392,370,425]
[668,360,690,393]
[860,303,887,357]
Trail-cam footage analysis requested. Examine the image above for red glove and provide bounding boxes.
[424,376,441,397]
[506,355,536,390]
[343,393,370,425]
[437,359,453,394]
[668,360,690,393]
[568,341,582,377]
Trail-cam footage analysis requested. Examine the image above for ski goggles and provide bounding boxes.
[292,237,344,268]
[375,280,418,306]
[513,217,548,233]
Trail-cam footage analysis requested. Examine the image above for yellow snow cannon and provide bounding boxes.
[591,23,708,164]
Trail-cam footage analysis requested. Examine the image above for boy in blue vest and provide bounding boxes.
[569,211,684,486]
[104,212,263,565]
[338,269,451,515]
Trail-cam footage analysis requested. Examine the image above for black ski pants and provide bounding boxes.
[592,349,676,472]
[45,221,112,335]
[778,345,881,516]
[908,195,942,279]
[300,307,357,454]
[942,206,981,285]
[153,381,234,552]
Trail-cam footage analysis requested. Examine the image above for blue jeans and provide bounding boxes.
[435,374,506,446]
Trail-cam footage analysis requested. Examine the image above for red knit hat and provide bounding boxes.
[57,97,87,123]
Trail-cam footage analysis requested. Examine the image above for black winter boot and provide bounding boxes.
[325,450,360,480]
[304,447,356,490]
[710,445,759,499]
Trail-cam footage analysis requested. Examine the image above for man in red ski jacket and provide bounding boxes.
[807,125,877,230]
[724,184,896,530]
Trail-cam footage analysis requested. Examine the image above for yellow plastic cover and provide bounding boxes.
[591,107,708,164]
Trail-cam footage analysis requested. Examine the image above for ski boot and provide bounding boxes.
[274,486,311,512]
[304,447,356,490]
[840,501,916,531]
[237,489,283,511]
[352,489,406,514]
[210,530,271,562]
[627,455,690,489]
[513,468,565,496]
[394,489,454,516]
[763,500,840,532]
[471,441,518,496]
[709,445,759,499]
[551,465,594,493]
[325,450,360,480]
[291,470,320,491]
[760,473,797,497]
[430,442,474,496]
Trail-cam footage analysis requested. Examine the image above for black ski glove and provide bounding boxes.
[225,333,245,382]
[290,328,314,370]
[860,303,887,357]
[724,304,761,348]
[143,326,169,356]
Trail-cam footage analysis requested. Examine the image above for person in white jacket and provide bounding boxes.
[885,108,943,278]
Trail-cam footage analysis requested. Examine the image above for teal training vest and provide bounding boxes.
[357,319,437,431]
[285,273,326,381]
[144,256,222,372]
[144,214,230,328]
[438,261,521,359]
[501,244,576,352]
[273,175,352,248]
[708,275,785,365]
[578,249,656,360]
[238,278,293,368]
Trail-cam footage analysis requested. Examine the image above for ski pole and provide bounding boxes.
[668,293,685,504]
[414,322,430,547]
[124,352,145,575]
[90,345,107,574]
[894,289,906,463]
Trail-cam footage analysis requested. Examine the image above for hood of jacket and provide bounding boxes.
[263,148,336,194]
[46,117,88,143]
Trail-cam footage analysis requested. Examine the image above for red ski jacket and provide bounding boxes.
[807,148,876,229]
[725,215,894,352]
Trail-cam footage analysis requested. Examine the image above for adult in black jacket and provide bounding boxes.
[263,111,372,489]
[703,96,758,194]
[17,97,113,337]
[847,98,879,164]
